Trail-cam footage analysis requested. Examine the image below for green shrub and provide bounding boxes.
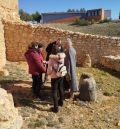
[99,19,112,24]
[91,19,95,24]
[73,19,91,26]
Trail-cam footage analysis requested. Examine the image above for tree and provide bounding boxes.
[19,9,41,23]
[76,9,79,12]
[32,11,41,23]
[71,9,76,12]
[19,9,32,21]
[67,8,86,13]
[80,8,86,13]
[67,9,73,12]
[119,12,120,20]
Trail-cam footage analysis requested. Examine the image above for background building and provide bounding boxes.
[41,8,111,23]
[41,12,86,23]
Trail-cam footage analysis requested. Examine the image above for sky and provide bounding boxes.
[19,0,120,19]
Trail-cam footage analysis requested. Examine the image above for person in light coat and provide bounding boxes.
[64,38,78,97]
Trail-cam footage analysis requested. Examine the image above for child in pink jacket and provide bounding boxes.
[47,45,65,113]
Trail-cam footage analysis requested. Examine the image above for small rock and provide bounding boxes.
[117,121,120,126]
[80,114,84,118]
[105,118,111,123]
[0,69,9,76]
[39,118,48,125]
[58,117,64,123]
[91,110,95,113]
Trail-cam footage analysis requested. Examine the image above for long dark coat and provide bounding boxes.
[64,47,78,92]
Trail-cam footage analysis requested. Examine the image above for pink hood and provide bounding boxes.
[47,53,65,78]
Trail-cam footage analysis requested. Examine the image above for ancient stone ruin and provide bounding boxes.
[79,73,96,102]
[0,0,19,75]
[81,53,92,67]
[0,0,119,128]
[0,88,23,129]
[0,0,120,72]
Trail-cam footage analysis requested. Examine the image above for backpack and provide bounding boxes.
[56,64,67,77]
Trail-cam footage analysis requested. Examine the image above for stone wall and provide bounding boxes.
[100,55,120,72]
[0,88,23,129]
[0,0,19,68]
[3,20,120,66]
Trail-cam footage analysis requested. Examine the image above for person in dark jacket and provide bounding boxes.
[45,38,64,83]
[25,42,46,98]
[46,38,64,61]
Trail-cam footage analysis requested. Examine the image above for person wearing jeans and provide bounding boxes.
[47,44,65,113]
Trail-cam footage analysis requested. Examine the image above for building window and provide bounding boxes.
[98,10,101,16]
[95,11,97,16]
[92,12,95,16]
[88,12,91,16]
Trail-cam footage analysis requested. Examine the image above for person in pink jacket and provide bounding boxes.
[47,45,66,113]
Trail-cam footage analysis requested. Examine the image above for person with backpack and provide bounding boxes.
[47,44,66,113]
[44,38,64,83]
[25,42,46,98]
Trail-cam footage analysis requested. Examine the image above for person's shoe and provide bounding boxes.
[51,107,59,113]
[68,91,74,98]
[58,100,63,107]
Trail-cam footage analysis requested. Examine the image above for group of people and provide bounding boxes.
[25,38,78,113]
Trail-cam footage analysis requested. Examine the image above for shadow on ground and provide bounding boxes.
[94,64,120,79]
[0,80,52,111]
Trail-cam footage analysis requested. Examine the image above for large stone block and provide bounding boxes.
[79,73,96,102]
[81,54,91,67]
[100,55,120,72]
[0,88,23,129]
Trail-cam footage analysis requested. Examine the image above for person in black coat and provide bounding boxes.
[44,38,64,83]
[46,38,64,61]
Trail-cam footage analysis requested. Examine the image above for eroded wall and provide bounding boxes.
[0,0,19,68]
[3,20,120,67]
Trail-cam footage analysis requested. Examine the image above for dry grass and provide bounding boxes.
[42,21,120,37]
[0,62,120,129]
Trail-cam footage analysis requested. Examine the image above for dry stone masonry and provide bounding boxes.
[0,0,120,72]
[0,88,23,129]
[0,0,19,69]
[3,20,120,72]
[100,55,120,72]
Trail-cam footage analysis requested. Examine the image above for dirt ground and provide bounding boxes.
[0,62,120,129]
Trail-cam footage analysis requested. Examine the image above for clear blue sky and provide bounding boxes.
[19,0,120,19]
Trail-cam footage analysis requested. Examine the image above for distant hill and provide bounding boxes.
[42,21,120,37]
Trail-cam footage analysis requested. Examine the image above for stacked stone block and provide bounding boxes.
[3,20,120,69]
[0,0,19,69]
[100,55,120,72]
